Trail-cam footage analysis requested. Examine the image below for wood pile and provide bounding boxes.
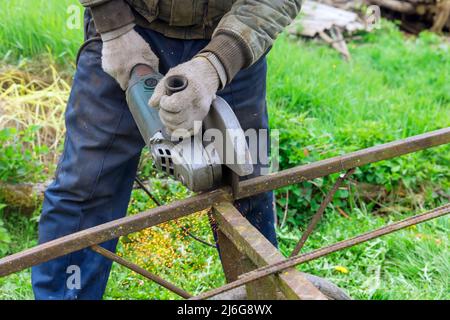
[287,0,369,60]
[368,0,450,33]
[0,181,49,215]
[288,0,449,59]
[320,0,450,33]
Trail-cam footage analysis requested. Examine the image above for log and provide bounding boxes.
[368,0,417,14]
[0,181,49,215]
[366,0,449,33]
[431,0,450,32]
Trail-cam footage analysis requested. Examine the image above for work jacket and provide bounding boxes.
[80,0,302,82]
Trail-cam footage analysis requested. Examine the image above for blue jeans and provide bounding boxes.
[31,11,276,300]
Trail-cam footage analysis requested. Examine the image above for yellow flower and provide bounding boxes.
[334,266,349,274]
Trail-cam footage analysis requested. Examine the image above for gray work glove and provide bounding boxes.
[101,24,159,90]
[149,56,223,136]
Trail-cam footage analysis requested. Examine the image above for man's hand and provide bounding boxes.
[101,25,159,90]
[149,56,221,136]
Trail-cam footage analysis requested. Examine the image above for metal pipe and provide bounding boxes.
[90,245,192,299]
[0,188,232,277]
[192,203,450,300]
[236,127,450,199]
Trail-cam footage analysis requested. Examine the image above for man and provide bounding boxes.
[32,0,302,299]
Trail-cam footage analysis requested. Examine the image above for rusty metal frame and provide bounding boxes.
[212,202,327,300]
[194,203,450,299]
[290,168,356,257]
[0,127,449,299]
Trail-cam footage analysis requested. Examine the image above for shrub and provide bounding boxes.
[0,126,48,183]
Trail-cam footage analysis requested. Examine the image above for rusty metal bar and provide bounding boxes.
[193,203,450,300]
[0,128,448,278]
[213,202,327,300]
[0,188,232,278]
[290,168,356,256]
[90,245,192,299]
[236,127,450,199]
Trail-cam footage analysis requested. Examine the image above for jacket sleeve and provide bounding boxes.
[79,0,135,34]
[200,0,302,83]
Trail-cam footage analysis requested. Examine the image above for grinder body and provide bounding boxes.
[126,65,165,142]
[126,64,253,192]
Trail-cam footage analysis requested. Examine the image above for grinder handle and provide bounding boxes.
[126,64,166,145]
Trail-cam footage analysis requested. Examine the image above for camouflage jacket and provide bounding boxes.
[80,0,302,82]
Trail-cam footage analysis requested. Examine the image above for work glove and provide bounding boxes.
[101,24,159,90]
[149,55,225,136]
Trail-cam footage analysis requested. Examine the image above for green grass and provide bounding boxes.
[0,214,37,300]
[266,24,449,299]
[0,1,449,300]
[0,0,83,64]
[267,23,449,228]
[279,209,449,300]
[268,28,450,139]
